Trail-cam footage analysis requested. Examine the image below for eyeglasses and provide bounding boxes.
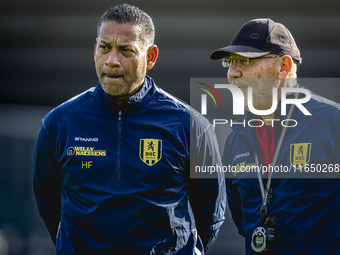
[222,56,281,68]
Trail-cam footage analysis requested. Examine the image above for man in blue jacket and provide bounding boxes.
[33,4,225,255]
[210,18,340,254]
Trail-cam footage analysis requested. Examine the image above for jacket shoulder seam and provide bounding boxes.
[50,87,96,114]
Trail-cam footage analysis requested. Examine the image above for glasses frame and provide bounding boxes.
[222,55,282,68]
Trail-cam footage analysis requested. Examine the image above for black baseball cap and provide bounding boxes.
[210,18,301,64]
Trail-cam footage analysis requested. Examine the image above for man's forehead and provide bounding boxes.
[98,21,142,42]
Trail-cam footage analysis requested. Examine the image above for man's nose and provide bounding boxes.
[227,65,242,80]
[105,50,121,68]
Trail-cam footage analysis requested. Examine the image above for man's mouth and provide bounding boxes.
[105,74,123,79]
[233,83,247,89]
[231,80,247,89]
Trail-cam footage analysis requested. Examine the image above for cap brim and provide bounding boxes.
[210,45,270,60]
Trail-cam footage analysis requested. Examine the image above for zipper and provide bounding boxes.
[116,110,122,188]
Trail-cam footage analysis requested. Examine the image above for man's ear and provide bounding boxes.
[278,55,293,80]
[146,45,159,70]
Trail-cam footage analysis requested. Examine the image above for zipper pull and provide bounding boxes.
[118,110,122,121]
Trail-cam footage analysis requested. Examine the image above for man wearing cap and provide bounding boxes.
[210,18,340,254]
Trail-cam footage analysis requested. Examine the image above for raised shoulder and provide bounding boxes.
[152,86,211,130]
[41,87,96,130]
[310,92,340,112]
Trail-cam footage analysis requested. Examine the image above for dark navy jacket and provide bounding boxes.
[223,87,340,254]
[33,76,226,254]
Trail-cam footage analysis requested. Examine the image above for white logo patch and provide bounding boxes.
[75,137,99,142]
[234,152,249,161]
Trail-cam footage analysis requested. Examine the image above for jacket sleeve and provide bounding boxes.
[33,119,62,245]
[188,116,226,253]
[223,137,245,237]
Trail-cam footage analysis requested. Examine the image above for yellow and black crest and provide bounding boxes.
[290,143,311,170]
[139,139,162,166]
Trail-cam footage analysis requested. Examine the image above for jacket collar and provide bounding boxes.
[94,75,154,112]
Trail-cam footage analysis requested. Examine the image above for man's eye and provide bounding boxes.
[240,59,248,65]
[122,48,133,52]
[99,45,109,50]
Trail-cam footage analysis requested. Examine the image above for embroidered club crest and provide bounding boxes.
[290,143,311,170]
[139,139,162,166]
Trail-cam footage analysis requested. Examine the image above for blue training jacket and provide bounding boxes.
[33,76,226,255]
[223,86,340,254]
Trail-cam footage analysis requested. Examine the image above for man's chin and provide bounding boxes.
[100,83,127,97]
